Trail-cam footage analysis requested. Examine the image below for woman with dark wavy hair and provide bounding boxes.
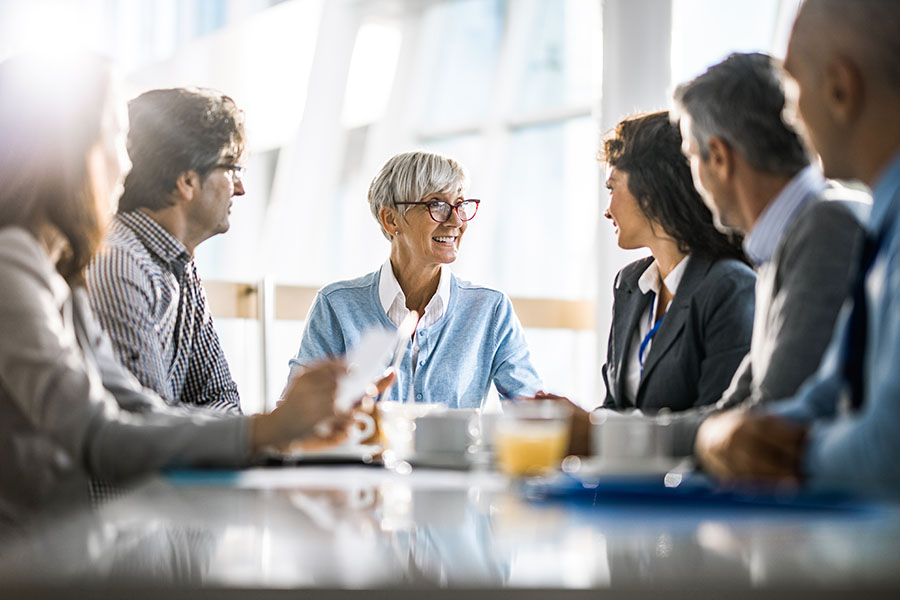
[599,110,755,413]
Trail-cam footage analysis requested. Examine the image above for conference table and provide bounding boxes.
[2,462,900,599]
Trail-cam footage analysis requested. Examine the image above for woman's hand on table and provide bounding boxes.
[530,392,592,456]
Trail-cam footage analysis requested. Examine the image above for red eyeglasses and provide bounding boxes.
[395,199,480,223]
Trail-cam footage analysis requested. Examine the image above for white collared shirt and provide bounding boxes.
[378,258,452,373]
[624,255,691,404]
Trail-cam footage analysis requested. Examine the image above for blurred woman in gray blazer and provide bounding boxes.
[0,54,357,523]
[600,111,755,414]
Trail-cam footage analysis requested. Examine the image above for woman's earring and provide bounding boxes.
[394,230,400,236]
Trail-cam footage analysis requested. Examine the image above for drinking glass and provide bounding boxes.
[494,400,571,476]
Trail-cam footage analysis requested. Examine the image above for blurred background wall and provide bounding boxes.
[0,0,802,413]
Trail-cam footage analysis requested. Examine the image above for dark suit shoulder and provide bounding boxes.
[692,256,756,307]
[694,255,755,287]
[792,195,867,238]
[703,256,755,280]
[779,196,866,267]
[615,256,654,290]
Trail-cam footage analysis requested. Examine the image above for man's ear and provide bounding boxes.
[824,56,864,124]
[706,135,734,181]
[379,205,401,236]
[173,171,200,203]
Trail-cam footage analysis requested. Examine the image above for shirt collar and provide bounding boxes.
[378,258,402,315]
[743,165,825,266]
[117,210,191,268]
[378,258,451,326]
[868,151,900,237]
[638,255,690,297]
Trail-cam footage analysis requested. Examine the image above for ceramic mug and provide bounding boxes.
[346,411,376,445]
[313,410,376,446]
[589,409,673,463]
[377,401,447,457]
[413,410,474,455]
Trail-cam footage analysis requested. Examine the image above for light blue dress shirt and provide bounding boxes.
[775,152,900,496]
[288,267,542,409]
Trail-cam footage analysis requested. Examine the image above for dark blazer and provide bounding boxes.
[601,254,755,414]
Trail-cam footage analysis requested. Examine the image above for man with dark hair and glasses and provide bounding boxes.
[86,87,247,413]
[287,150,542,409]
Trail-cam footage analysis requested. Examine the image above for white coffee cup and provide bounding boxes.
[590,409,672,463]
[413,410,473,455]
[314,410,376,447]
[377,401,447,457]
[466,411,500,449]
[346,411,376,445]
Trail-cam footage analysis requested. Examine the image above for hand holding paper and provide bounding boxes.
[333,311,417,413]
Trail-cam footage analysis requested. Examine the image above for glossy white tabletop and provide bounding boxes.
[2,465,900,597]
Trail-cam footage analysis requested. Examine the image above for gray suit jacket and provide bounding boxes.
[601,254,756,413]
[0,228,249,523]
[669,192,867,455]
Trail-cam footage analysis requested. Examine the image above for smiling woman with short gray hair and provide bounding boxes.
[287,150,542,409]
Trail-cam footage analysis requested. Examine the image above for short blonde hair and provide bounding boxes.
[367,151,469,240]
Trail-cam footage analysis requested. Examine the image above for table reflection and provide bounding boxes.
[1,466,899,593]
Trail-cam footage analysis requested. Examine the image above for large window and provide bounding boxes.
[0,0,805,414]
[671,0,801,83]
[236,0,603,411]
[192,0,603,412]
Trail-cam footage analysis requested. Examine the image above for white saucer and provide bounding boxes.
[273,444,382,464]
[574,456,686,477]
[401,450,472,470]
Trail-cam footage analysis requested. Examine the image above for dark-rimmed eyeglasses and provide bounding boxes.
[213,164,245,185]
[395,199,480,223]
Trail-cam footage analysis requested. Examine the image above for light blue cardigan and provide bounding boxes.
[288,267,542,408]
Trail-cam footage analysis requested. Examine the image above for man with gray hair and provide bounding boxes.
[668,51,866,456]
[696,0,900,495]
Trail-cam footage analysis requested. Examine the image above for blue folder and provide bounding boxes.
[523,472,876,513]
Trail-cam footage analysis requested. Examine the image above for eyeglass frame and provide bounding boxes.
[395,198,480,223]
[210,163,245,186]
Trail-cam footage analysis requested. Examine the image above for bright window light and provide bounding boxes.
[0,0,103,62]
[670,0,785,84]
[341,21,402,128]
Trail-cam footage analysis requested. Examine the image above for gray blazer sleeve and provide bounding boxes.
[74,289,243,421]
[669,353,753,456]
[669,200,864,456]
[743,201,863,403]
[0,235,250,484]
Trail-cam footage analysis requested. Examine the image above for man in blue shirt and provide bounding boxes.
[695,0,900,495]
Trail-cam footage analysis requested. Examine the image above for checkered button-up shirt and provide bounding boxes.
[86,210,241,413]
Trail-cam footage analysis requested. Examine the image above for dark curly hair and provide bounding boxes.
[600,111,747,264]
[119,87,246,212]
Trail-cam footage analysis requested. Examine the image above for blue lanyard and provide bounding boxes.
[639,293,665,376]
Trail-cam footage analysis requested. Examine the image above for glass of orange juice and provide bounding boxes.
[494,400,572,477]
